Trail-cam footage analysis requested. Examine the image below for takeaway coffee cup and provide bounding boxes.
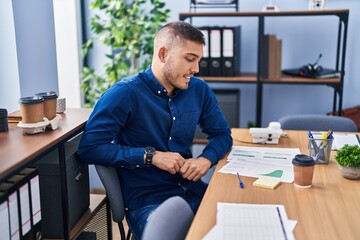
[292,154,316,188]
[19,96,44,123]
[35,91,58,120]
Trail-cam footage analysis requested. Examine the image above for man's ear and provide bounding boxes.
[158,47,167,63]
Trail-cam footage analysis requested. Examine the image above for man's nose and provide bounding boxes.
[191,61,200,74]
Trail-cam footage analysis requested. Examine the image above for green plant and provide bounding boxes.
[247,121,256,128]
[335,144,360,168]
[81,0,170,107]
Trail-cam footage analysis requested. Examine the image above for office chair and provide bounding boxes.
[142,196,194,240]
[278,114,357,132]
[95,165,132,240]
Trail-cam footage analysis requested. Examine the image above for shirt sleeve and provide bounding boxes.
[77,82,145,169]
[197,84,233,166]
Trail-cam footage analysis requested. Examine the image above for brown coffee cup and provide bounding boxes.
[292,154,316,188]
[19,96,44,123]
[35,91,58,120]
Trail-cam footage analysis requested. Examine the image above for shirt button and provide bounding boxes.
[173,117,176,121]
[163,89,167,92]
[169,137,172,140]
[169,99,171,102]
[136,165,140,168]
[157,90,161,94]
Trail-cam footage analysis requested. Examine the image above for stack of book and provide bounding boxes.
[260,34,282,80]
[7,110,22,123]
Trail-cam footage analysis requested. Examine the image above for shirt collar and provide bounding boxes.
[144,66,182,97]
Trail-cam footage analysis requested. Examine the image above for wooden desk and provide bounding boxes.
[0,108,92,180]
[186,128,360,240]
[0,108,111,239]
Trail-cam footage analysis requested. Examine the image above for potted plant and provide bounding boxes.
[81,0,170,107]
[335,144,360,180]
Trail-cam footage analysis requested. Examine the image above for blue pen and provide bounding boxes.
[308,131,314,139]
[327,130,334,139]
[237,172,244,188]
[308,131,319,152]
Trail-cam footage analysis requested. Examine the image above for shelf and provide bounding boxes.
[193,138,208,144]
[199,73,256,83]
[198,74,340,84]
[262,75,341,84]
[70,194,107,239]
[44,194,107,240]
[179,9,349,21]
[180,9,349,126]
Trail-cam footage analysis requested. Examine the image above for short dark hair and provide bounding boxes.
[157,21,205,45]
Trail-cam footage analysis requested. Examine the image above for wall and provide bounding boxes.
[0,0,20,112]
[0,0,83,113]
[12,0,59,97]
[53,0,83,108]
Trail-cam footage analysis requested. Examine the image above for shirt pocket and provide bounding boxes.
[176,111,200,140]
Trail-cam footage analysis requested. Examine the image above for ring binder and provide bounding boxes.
[197,25,241,77]
[198,27,210,76]
[0,191,11,240]
[222,26,241,76]
[19,167,42,240]
[0,182,20,240]
[209,28,222,76]
[6,174,32,240]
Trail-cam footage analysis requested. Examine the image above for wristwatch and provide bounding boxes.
[144,146,156,167]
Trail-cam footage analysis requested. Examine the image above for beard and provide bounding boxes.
[162,58,189,91]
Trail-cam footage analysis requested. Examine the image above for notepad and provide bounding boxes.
[253,177,281,189]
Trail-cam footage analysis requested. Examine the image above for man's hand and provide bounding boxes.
[151,151,186,174]
[180,157,212,181]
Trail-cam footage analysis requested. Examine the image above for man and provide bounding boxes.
[77,21,232,238]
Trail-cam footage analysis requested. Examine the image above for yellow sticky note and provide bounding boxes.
[253,177,281,190]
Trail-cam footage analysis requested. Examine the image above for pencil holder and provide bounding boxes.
[308,137,333,164]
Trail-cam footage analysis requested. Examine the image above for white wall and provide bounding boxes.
[1,0,83,113]
[12,0,59,97]
[0,0,20,112]
[53,0,83,108]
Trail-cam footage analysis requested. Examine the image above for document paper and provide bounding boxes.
[218,146,301,183]
[204,203,296,240]
[332,133,360,150]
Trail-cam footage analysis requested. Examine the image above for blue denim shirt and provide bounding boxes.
[78,67,232,210]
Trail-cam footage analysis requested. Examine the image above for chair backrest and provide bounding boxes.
[142,196,194,240]
[278,114,357,132]
[95,165,127,239]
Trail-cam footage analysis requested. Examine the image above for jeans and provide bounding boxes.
[126,180,207,239]
[126,204,160,239]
